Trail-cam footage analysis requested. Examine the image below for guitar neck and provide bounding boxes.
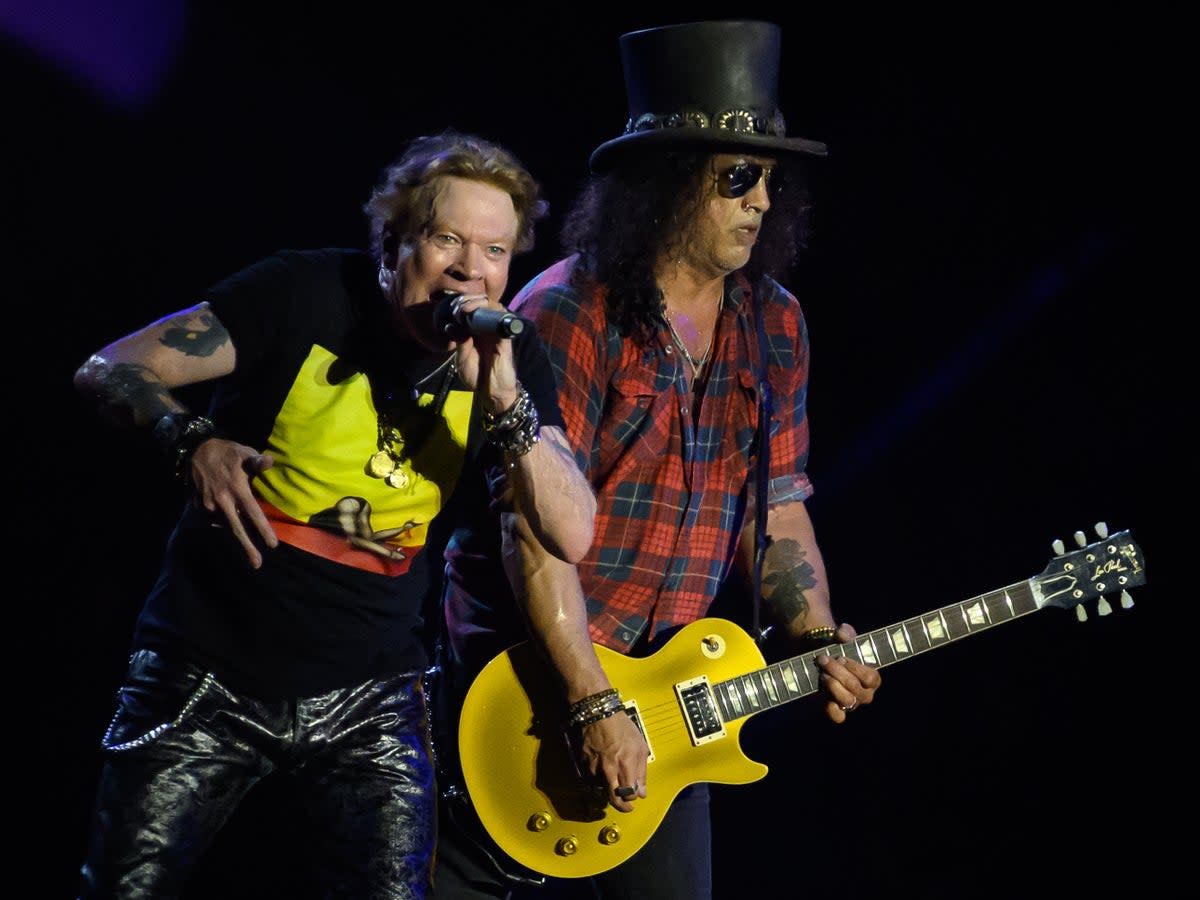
[712,578,1040,724]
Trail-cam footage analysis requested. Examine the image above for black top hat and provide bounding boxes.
[589,20,827,173]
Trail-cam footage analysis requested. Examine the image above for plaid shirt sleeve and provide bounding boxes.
[510,257,608,479]
[756,277,814,507]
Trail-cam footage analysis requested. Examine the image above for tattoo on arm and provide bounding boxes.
[160,310,228,357]
[92,362,177,427]
[761,538,817,628]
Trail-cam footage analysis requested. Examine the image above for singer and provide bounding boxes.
[71,130,596,898]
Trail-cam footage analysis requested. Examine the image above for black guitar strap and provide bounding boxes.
[751,284,773,646]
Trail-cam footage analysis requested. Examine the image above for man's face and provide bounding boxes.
[680,153,776,279]
[392,176,519,349]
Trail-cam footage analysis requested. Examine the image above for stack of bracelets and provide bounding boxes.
[482,384,540,467]
[565,688,626,730]
[153,412,220,486]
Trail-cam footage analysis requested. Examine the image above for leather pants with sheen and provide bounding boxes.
[78,649,435,899]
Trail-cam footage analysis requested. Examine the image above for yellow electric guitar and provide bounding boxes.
[458,525,1145,879]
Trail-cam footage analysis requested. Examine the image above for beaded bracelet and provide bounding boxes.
[571,703,627,730]
[566,688,625,729]
[566,687,618,718]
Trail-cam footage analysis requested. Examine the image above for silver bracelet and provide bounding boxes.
[483,387,540,464]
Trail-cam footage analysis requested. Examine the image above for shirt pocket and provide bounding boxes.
[598,366,673,471]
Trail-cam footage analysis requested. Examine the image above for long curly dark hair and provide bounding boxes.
[560,150,812,344]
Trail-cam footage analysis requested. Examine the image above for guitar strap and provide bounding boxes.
[750,282,773,646]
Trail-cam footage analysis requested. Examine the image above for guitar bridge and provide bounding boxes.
[674,676,726,745]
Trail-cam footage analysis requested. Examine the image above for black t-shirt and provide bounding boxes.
[131,248,562,698]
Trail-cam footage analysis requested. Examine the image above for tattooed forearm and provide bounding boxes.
[75,358,179,428]
[760,537,818,628]
[161,311,228,357]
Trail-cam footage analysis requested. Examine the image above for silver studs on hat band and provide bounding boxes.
[626,107,787,137]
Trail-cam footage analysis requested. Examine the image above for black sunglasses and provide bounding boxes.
[716,162,775,199]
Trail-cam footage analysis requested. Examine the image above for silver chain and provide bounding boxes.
[664,310,714,378]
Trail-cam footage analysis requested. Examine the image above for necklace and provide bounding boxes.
[367,355,457,489]
[663,309,715,379]
[413,352,457,391]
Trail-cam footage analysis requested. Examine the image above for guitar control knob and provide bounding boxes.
[528,812,552,832]
[556,836,579,856]
[599,824,621,845]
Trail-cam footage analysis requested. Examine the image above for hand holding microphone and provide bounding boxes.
[433,290,526,341]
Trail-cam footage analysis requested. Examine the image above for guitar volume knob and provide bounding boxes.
[528,812,552,832]
[599,824,621,844]
[556,836,579,856]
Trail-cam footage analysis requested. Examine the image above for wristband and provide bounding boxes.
[153,413,218,485]
[482,386,540,465]
[565,688,625,729]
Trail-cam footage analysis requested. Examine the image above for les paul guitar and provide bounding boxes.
[458,524,1145,879]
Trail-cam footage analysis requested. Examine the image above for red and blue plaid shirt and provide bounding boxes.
[510,257,813,652]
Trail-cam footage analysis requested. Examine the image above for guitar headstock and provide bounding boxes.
[1034,523,1145,620]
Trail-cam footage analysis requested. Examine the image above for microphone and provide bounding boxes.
[432,290,526,340]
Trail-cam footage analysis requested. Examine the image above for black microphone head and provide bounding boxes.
[431,290,465,337]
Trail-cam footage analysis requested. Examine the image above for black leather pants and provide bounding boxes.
[79,649,435,899]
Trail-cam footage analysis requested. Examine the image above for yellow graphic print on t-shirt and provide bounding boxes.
[254,344,470,560]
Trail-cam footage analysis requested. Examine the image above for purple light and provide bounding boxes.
[1,0,187,110]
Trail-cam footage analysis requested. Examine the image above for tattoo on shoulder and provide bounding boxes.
[161,310,228,357]
[761,538,818,626]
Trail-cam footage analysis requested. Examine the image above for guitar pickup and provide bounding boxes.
[674,677,725,745]
[622,698,655,763]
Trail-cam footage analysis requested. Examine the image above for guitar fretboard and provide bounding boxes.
[712,579,1039,723]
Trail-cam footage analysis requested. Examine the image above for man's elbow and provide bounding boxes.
[559,522,595,565]
[73,353,107,397]
[544,495,596,564]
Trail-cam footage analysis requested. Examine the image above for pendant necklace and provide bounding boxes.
[662,295,719,384]
[664,313,713,378]
[367,354,457,489]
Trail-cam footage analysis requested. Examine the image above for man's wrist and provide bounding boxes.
[482,385,540,467]
[153,413,218,484]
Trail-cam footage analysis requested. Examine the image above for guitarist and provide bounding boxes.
[431,21,882,900]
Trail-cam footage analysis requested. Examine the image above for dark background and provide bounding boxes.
[6,4,1174,898]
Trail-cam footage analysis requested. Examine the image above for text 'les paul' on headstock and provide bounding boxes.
[1034,522,1145,621]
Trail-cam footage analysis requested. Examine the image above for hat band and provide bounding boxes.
[625,107,787,138]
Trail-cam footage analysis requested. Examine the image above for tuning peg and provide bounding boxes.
[1052,538,1065,555]
[1095,522,1109,539]
[1076,605,1088,622]
[1097,595,1113,616]
[1074,530,1087,548]
[1120,589,1134,610]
